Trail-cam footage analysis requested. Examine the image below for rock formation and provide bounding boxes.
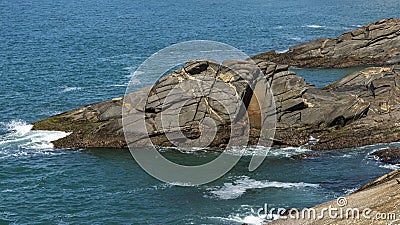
[32,61,400,150]
[32,18,400,150]
[254,18,400,68]
[372,148,400,165]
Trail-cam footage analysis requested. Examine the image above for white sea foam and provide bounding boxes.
[277,49,289,53]
[122,66,137,71]
[268,147,312,158]
[0,120,72,151]
[209,205,280,225]
[344,187,359,195]
[291,37,302,41]
[4,120,33,136]
[367,146,391,155]
[205,176,319,200]
[305,24,325,29]
[62,86,82,93]
[379,164,400,170]
[209,215,266,225]
[131,70,145,76]
[161,146,312,158]
[340,154,353,158]
[99,54,144,62]
[113,83,128,87]
[224,146,311,158]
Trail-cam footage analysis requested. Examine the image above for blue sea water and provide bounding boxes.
[1,0,400,224]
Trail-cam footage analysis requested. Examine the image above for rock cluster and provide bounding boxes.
[371,148,400,164]
[33,62,400,150]
[254,18,400,68]
[32,18,400,150]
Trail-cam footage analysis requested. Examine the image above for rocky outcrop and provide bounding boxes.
[123,59,269,148]
[254,18,400,68]
[33,98,126,148]
[372,148,400,165]
[309,66,400,150]
[32,61,400,150]
[33,18,400,150]
[268,170,400,225]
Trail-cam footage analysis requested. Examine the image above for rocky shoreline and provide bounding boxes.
[253,18,400,68]
[33,19,400,151]
[32,18,400,225]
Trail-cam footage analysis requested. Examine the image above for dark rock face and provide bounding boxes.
[254,18,400,68]
[371,148,400,164]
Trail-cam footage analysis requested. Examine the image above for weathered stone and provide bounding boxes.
[32,19,400,151]
[371,148,400,164]
[254,18,400,68]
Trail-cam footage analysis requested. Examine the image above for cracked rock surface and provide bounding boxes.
[32,18,400,150]
[254,18,400,68]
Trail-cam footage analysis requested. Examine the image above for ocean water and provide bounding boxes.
[1,0,400,224]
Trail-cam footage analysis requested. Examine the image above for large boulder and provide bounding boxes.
[122,59,269,149]
[253,59,371,147]
[254,18,400,68]
[371,148,400,165]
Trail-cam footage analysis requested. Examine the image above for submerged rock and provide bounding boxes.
[254,18,400,68]
[371,148,400,164]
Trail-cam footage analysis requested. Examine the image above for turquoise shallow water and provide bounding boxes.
[1,0,400,224]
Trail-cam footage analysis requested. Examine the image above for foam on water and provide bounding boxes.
[276,49,289,53]
[205,176,319,200]
[61,86,82,93]
[158,145,312,158]
[0,120,72,158]
[113,83,128,87]
[379,164,400,170]
[130,70,145,77]
[268,147,312,158]
[209,215,266,225]
[302,24,351,31]
[344,187,359,195]
[208,205,280,225]
[290,37,302,41]
[304,24,325,29]
[3,120,33,136]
